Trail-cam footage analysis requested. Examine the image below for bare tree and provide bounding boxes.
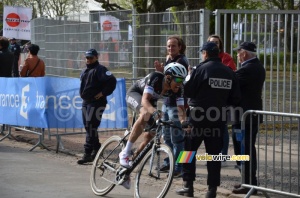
[2,0,87,18]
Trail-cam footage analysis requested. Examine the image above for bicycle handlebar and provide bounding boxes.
[156,119,181,129]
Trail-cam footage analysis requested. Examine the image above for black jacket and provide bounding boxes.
[184,57,241,126]
[10,43,21,57]
[235,57,266,124]
[0,49,14,77]
[80,61,117,103]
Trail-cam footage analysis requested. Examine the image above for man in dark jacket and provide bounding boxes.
[231,42,266,194]
[0,37,14,77]
[10,38,21,77]
[176,42,241,198]
[77,49,117,164]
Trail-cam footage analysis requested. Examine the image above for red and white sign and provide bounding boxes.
[3,6,32,40]
[100,15,120,41]
[102,20,113,31]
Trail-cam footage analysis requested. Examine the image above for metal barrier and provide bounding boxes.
[239,110,300,197]
[46,128,125,153]
[214,10,300,114]
[30,9,300,114]
[0,126,48,151]
[0,77,128,153]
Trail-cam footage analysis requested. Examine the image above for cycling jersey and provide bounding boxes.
[126,71,183,112]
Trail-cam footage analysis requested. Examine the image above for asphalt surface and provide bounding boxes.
[0,129,265,198]
[0,139,191,198]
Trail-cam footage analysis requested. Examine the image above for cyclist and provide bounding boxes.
[119,62,188,173]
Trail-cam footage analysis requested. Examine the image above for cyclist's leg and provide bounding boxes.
[120,91,142,166]
[120,107,150,167]
[134,131,155,156]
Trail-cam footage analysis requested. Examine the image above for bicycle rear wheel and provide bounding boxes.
[90,136,124,196]
[134,144,174,198]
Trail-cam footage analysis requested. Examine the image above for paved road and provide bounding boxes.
[0,139,188,198]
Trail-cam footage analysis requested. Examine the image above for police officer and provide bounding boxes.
[10,38,21,77]
[176,42,241,198]
[77,49,117,165]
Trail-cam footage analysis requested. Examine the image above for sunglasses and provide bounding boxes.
[173,77,184,83]
[86,56,94,60]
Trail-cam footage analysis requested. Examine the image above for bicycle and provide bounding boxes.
[90,118,178,198]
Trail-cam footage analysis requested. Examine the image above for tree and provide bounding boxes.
[2,0,87,19]
[269,0,297,9]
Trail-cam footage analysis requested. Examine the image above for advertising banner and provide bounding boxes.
[3,6,32,40]
[0,77,128,129]
[100,15,120,41]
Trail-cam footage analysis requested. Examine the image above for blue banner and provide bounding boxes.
[0,77,128,128]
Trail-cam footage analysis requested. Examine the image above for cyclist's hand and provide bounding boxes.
[181,121,192,133]
[152,110,162,120]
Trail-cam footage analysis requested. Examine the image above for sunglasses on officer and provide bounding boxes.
[86,56,95,60]
[173,77,184,83]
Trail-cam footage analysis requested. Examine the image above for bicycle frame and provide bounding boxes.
[118,123,164,178]
[99,119,178,187]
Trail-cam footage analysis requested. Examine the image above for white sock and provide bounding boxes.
[123,141,133,155]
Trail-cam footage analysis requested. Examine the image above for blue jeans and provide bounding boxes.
[162,105,184,172]
[221,125,229,156]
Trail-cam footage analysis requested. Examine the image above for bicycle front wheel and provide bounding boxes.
[90,135,124,196]
[135,144,174,198]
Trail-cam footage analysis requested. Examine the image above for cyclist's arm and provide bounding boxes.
[177,105,186,124]
[176,97,186,123]
[141,92,156,115]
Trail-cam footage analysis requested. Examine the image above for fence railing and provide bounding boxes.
[239,110,300,197]
[30,9,300,114]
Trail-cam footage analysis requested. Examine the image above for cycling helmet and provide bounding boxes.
[164,62,187,78]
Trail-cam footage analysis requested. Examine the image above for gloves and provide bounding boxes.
[151,110,162,120]
[181,120,192,129]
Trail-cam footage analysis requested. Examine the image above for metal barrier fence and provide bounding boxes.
[0,77,137,153]
[214,10,300,114]
[30,9,209,79]
[31,9,300,114]
[239,110,300,197]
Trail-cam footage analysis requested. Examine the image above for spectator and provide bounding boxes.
[20,44,45,77]
[0,36,14,77]
[207,34,237,167]
[207,35,236,71]
[10,38,21,77]
[176,42,240,198]
[231,42,265,194]
[22,43,30,54]
[77,49,117,165]
[119,63,187,189]
[154,35,189,177]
